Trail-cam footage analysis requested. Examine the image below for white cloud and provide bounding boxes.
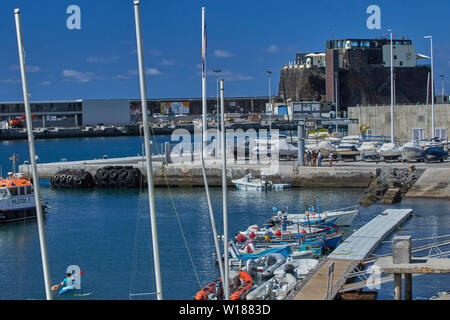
[214,49,233,58]
[265,45,280,53]
[149,49,163,57]
[86,56,119,63]
[1,78,21,83]
[204,69,253,81]
[62,69,96,83]
[9,65,41,72]
[146,68,162,75]
[160,59,177,66]
[127,68,162,76]
[115,74,132,80]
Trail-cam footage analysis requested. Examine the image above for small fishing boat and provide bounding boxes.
[231,176,291,191]
[0,172,47,223]
[268,205,359,227]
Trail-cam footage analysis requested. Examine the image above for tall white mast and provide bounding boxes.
[14,8,53,300]
[220,79,229,300]
[133,0,163,300]
[199,7,224,283]
[202,7,207,155]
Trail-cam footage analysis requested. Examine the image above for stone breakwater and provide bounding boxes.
[20,159,377,188]
[359,166,421,205]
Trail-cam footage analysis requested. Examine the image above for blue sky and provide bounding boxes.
[0,0,449,101]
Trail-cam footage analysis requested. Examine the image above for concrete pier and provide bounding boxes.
[405,168,450,198]
[291,209,414,300]
[19,157,377,188]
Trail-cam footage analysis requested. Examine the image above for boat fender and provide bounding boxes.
[235,233,246,242]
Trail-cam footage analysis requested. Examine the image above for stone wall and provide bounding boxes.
[278,67,326,102]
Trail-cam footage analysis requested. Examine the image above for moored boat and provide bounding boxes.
[359,141,379,161]
[399,141,424,162]
[194,270,254,300]
[231,176,291,191]
[378,142,401,161]
[0,172,46,223]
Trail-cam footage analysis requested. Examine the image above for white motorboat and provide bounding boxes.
[399,141,424,162]
[245,258,319,300]
[231,175,291,191]
[359,141,379,160]
[378,142,401,160]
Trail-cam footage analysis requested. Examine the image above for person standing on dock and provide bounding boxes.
[317,151,323,167]
[312,151,317,167]
[328,152,333,167]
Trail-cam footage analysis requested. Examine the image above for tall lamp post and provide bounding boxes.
[266,70,272,135]
[212,69,221,156]
[425,35,434,138]
[440,75,445,104]
[388,29,394,144]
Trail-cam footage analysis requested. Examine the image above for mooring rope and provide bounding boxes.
[149,126,203,289]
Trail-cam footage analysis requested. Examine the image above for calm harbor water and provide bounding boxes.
[1,136,449,300]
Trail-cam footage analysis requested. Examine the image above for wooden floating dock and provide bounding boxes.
[291,209,414,300]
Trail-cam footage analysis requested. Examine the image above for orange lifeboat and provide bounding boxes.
[194,278,223,300]
[229,271,254,300]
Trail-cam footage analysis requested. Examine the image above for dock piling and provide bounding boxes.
[392,236,412,300]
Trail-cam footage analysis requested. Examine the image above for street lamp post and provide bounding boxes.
[212,69,221,156]
[266,70,272,135]
[425,35,434,138]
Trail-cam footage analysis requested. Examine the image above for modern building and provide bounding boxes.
[0,97,273,127]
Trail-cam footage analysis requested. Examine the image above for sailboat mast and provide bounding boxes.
[133,0,163,300]
[201,7,207,156]
[198,6,225,283]
[14,8,53,300]
[220,79,230,300]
